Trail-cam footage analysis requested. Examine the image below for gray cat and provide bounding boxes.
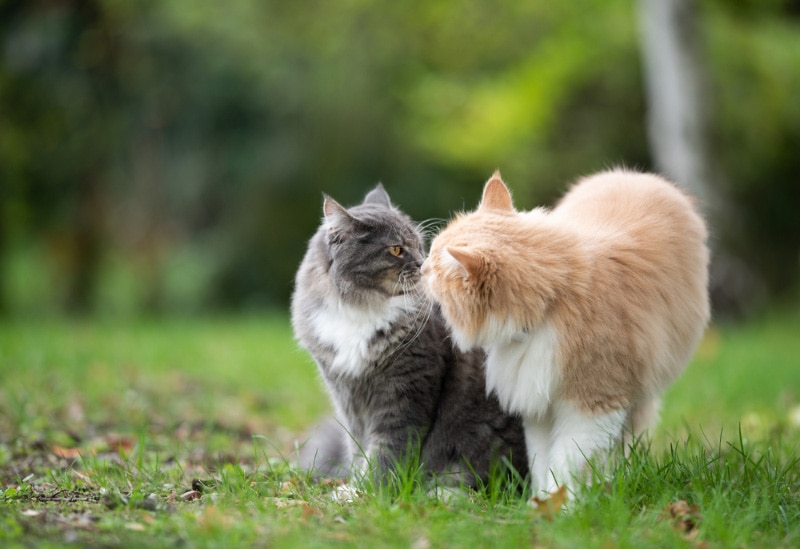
[291,184,528,488]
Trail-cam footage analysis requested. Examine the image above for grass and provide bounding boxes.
[1,307,799,547]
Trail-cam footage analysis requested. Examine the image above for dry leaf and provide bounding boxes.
[662,500,702,536]
[319,477,346,488]
[529,486,568,521]
[301,503,323,520]
[105,434,136,454]
[52,445,83,459]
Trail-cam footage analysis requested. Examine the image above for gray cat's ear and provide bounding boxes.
[363,183,392,208]
[479,170,514,213]
[322,194,355,235]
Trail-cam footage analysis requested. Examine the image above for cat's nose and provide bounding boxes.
[420,260,430,277]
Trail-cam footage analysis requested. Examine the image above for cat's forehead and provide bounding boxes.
[349,205,418,239]
[437,212,496,240]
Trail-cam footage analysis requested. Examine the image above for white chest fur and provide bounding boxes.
[485,321,559,419]
[312,296,410,378]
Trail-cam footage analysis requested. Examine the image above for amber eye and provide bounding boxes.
[388,245,403,257]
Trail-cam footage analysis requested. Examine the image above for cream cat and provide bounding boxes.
[422,169,710,495]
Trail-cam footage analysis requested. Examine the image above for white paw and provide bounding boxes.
[331,483,361,503]
[427,485,467,503]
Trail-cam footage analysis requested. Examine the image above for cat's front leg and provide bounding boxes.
[358,435,411,488]
[548,400,626,493]
[523,418,552,496]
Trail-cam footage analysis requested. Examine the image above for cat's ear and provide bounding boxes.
[445,246,482,279]
[363,183,392,208]
[322,194,355,235]
[479,170,514,213]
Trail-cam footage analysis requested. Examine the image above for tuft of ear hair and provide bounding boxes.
[322,195,355,234]
[362,183,392,208]
[446,246,482,279]
[479,170,514,213]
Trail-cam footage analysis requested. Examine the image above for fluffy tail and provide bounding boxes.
[295,417,351,478]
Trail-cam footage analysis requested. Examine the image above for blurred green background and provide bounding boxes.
[1,0,798,318]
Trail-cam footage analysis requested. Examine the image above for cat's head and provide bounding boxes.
[321,184,425,308]
[422,172,527,349]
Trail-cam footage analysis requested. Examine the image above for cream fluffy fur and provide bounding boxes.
[422,169,710,495]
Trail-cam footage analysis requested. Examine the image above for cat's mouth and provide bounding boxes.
[390,269,422,296]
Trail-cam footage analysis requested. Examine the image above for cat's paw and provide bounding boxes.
[331,483,361,503]
[427,485,468,503]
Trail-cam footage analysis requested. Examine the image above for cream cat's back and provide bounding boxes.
[552,170,710,399]
[553,169,707,247]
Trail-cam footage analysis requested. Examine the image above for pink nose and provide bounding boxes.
[420,260,430,277]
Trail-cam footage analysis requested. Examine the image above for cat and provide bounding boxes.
[290,183,529,489]
[422,169,710,495]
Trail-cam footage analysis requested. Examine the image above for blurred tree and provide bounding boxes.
[0,0,143,313]
[637,0,748,316]
[0,0,797,315]
[638,0,714,203]
[705,0,800,312]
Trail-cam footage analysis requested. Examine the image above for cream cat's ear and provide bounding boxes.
[446,246,482,279]
[479,170,514,213]
[322,195,355,234]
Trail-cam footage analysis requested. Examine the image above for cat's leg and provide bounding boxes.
[627,395,660,443]
[547,400,627,493]
[523,417,552,497]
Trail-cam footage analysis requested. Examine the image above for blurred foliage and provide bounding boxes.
[0,0,798,315]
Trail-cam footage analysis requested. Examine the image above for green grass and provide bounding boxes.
[1,308,799,547]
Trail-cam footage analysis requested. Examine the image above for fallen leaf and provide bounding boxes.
[319,477,346,488]
[301,503,323,521]
[529,486,568,522]
[52,445,83,459]
[662,500,702,536]
[105,434,136,454]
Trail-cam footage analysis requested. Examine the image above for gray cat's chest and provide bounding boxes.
[311,296,414,378]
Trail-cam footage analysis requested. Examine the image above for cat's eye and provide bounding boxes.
[388,245,403,257]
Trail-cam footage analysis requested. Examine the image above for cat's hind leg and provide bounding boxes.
[627,395,661,443]
[548,400,627,493]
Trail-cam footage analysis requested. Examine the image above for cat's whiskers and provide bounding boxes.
[416,218,446,247]
[386,275,434,356]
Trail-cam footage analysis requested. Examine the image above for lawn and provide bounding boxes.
[1,307,799,547]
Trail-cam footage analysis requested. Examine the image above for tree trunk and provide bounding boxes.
[637,0,713,205]
[637,0,764,318]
